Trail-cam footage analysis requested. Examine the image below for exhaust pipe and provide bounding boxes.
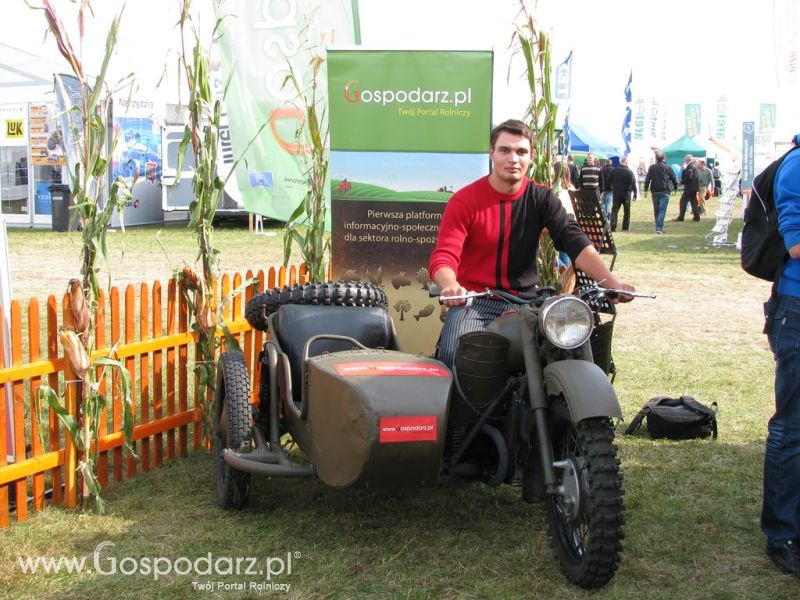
[223,449,313,478]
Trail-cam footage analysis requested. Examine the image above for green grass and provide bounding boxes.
[331,180,451,202]
[1,195,793,599]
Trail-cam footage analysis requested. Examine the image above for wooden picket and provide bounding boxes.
[0,264,309,527]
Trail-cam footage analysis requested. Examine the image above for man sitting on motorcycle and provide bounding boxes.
[429,119,636,368]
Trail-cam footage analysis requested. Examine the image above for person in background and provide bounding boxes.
[643,150,678,234]
[696,159,714,214]
[600,158,615,218]
[712,160,722,196]
[552,161,577,269]
[553,161,576,218]
[579,152,602,194]
[429,120,635,369]
[674,154,700,221]
[761,132,800,578]
[567,154,581,189]
[608,156,638,231]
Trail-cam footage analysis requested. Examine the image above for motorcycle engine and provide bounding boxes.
[448,331,510,429]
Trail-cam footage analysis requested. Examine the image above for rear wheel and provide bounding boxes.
[546,406,624,589]
[213,351,252,509]
[245,281,388,332]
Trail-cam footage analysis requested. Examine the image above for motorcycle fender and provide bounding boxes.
[542,360,622,422]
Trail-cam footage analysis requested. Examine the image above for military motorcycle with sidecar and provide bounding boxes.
[213,280,641,588]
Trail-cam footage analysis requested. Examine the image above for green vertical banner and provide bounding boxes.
[685,103,701,137]
[327,49,493,354]
[759,103,777,131]
[214,0,361,221]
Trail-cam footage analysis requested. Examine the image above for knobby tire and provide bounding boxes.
[245,281,388,332]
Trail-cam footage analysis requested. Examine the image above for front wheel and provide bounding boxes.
[213,351,252,509]
[546,413,624,589]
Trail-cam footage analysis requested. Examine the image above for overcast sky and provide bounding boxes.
[4,0,798,148]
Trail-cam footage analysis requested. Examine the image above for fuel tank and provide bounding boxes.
[487,311,525,373]
[305,349,452,488]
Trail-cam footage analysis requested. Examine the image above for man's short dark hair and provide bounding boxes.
[490,119,532,148]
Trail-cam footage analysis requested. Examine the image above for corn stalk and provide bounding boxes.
[282,36,330,283]
[171,0,225,444]
[32,0,136,511]
[511,0,561,290]
[173,1,264,443]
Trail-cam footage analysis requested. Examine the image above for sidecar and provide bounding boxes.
[212,284,452,509]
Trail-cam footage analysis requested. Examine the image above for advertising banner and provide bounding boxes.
[648,99,659,142]
[685,103,701,138]
[214,0,361,222]
[621,71,632,155]
[555,51,573,99]
[741,121,755,192]
[715,96,727,140]
[110,96,164,226]
[0,104,28,148]
[53,73,83,186]
[28,104,65,167]
[773,0,800,90]
[633,97,645,141]
[327,49,493,354]
[759,103,777,131]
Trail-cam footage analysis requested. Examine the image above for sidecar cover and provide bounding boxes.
[306,350,451,488]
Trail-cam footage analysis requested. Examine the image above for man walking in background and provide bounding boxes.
[674,154,700,221]
[696,159,714,215]
[712,160,722,196]
[644,150,678,234]
[609,156,638,231]
[600,158,615,218]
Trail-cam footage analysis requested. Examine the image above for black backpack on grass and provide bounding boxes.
[740,145,800,282]
[625,396,718,440]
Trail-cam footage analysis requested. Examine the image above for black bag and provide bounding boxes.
[740,145,800,282]
[625,396,718,440]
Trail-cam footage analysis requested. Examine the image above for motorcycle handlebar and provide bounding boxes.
[428,283,655,304]
[428,285,550,305]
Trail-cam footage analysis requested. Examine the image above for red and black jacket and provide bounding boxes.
[429,176,591,293]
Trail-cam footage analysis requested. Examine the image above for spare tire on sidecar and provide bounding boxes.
[213,281,452,508]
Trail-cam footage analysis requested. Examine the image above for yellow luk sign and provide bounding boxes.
[5,120,24,137]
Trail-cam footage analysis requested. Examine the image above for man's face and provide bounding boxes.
[490,132,532,185]
[587,153,595,165]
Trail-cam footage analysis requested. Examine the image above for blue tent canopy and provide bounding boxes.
[568,124,621,157]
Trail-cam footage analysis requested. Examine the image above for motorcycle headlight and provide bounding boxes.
[539,296,594,349]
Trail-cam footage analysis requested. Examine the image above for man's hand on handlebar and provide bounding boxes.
[439,281,469,307]
[608,281,636,303]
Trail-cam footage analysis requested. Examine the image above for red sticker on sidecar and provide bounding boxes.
[334,361,450,377]
[379,416,438,443]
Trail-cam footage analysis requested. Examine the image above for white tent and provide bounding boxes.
[0,42,61,104]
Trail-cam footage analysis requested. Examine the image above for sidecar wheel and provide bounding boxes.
[546,410,624,589]
[245,281,388,332]
[213,351,252,509]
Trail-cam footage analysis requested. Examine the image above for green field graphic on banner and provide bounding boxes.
[328,49,492,354]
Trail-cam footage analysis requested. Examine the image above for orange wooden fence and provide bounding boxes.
[0,264,307,528]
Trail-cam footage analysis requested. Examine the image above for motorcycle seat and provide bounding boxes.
[273,304,399,405]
